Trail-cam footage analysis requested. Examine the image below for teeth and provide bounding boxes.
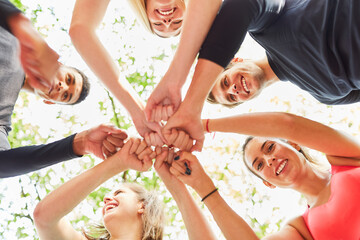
[158,9,174,15]
[276,160,287,175]
[241,77,249,93]
[105,204,117,212]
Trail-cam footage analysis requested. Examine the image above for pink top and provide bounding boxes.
[302,165,360,240]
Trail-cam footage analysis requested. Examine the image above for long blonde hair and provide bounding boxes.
[127,0,153,33]
[83,183,165,240]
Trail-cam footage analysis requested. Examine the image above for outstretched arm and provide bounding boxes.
[69,0,162,138]
[171,152,308,240]
[154,148,216,240]
[0,124,127,178]
[34,138,153,240]
[145,0,223,121]
[205,112,360,163]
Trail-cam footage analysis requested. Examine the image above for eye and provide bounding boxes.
[153,23,162,26]
[66,75,71,84]
[267,143,275,153]
[62,92,68,101]
[224,77,229,87]
[114,190,123,196]
[172,20,182,25]
[230,94,236,101]
[257,161,263,171]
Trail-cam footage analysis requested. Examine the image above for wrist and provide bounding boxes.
[193,176,216,198]
[72,132,86,156]
[7,13,29,34]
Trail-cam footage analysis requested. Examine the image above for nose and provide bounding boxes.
[57,82,68,92]
[103,195,112,204]
[264,157,275,167]
[228,83,240,95]
[162,18,172,26]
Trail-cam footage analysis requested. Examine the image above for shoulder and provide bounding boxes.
[263,216,313,240]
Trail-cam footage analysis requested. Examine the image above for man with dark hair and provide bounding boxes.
[0,0,98,177]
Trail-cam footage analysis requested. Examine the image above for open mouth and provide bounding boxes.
[241,76,250,94]
[276,160,288,176]
[104,204,118,214]
[157,8,175,16]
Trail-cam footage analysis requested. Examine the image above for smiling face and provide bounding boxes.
[146,0,186,37]
[35,65,83,105]
[243,137,307,188]
[102,187,144,230]
[211,60,266,105]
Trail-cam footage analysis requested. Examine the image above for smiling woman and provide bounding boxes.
[195,112,360,239]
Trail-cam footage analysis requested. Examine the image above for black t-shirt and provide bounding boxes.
[199,0,360,105]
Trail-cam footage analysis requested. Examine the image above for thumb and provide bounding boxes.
[191,138,204,152]
[145,98,156,121]
[142,155,153,171]
[154,151,168,169]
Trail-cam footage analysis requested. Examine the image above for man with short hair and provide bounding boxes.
[0,0,96,177]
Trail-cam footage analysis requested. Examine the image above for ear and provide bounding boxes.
[137,202,145,215]
[43,100,55,105]
[231,57,244,63]
[263,180,276,189]
[287,141,301,152]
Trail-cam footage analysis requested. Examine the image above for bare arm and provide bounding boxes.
[154,148,216,240]
[206,112,360,161]
[69,0,160,137]
[145,0,223,119]
[171,152,310,240]
[34,139,153,240]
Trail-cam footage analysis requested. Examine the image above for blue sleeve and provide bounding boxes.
[0,0,22,33]
[198,0,258,68]
[0,134,81,178]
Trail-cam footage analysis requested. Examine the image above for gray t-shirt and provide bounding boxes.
[0,26,24,150]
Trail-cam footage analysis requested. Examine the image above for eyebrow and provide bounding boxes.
[68,93,73,102]
[251,141,268,167]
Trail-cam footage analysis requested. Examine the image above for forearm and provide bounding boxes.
[167,183,216,240]
[0,0,22,33]
[0,134,80,178]
[202,192,259,240]
[69,25,144,118]
[208,112,360,158]
[181,59,224,113]
[34,159,123,226]
[165,0,222,87]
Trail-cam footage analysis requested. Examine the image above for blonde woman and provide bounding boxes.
[34,131,216,239]
[33,138,159,240]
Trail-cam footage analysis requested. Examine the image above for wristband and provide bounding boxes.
[201,188,218,202]
[206,119,211,133]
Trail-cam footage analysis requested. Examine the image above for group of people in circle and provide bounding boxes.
[1,0,360,239]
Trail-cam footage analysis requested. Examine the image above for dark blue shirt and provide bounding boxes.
[199,0,360,105]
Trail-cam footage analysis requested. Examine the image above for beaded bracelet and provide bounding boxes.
[201,188,218,202]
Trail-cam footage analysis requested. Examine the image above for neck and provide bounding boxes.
[255,56,279,86]
[108,220,142,240]
[291,164,330,206]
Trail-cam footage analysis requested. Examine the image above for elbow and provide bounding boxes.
[69,23,90,44]
[33,202,50,228]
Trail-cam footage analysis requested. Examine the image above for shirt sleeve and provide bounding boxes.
[198,0,259,68]
[0,0,22,33]
[0,134,82,178]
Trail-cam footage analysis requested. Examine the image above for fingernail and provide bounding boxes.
[174,155,180,161]
[185,168,191,175]
[184,162,188,168]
